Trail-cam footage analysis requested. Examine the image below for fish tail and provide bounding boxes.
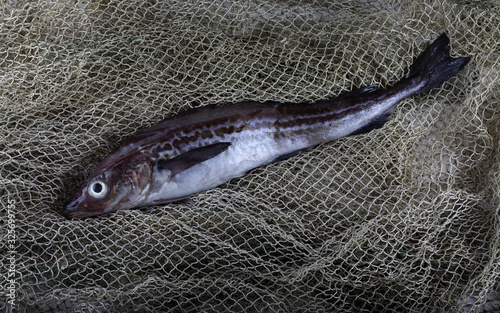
[404,33,470,95]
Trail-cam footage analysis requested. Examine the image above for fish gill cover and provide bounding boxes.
[1,0,499,312]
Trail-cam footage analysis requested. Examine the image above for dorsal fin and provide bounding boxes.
[157,142,231,176]
[336,85,381,100]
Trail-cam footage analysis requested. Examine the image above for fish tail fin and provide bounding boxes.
[405,33,470,95]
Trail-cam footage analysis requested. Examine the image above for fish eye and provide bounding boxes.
[88,180,109,199]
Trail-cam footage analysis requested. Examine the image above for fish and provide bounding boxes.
[63,33,470,219]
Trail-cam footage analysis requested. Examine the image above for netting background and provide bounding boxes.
[1,0,499,312]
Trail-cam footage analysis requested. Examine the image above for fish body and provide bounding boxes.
[63,33,469,219]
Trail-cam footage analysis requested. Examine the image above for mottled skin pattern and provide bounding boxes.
[63,33,469,218]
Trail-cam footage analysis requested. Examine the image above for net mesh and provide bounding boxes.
[1,0,499,312]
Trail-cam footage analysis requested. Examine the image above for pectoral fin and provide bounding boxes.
[157,142,231,176]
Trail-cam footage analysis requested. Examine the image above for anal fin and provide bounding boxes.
[271,149,305,163]
[349,109,393,137]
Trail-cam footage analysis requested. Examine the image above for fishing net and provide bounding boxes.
[1,0,499,312]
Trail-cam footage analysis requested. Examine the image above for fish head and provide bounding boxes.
[63,153,153,219]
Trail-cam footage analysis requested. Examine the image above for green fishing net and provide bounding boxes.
[1,0,499,312]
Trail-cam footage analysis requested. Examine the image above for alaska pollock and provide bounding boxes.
[63,33,469,219]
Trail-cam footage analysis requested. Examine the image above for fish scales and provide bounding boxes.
[63,33,470,218]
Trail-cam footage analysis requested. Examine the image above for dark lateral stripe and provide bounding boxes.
[275,103,363,130]
[150,117,252,154]
[138,99,366,158]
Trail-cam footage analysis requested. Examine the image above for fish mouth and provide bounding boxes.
[62,208,99,219]
[62,198,105,219]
